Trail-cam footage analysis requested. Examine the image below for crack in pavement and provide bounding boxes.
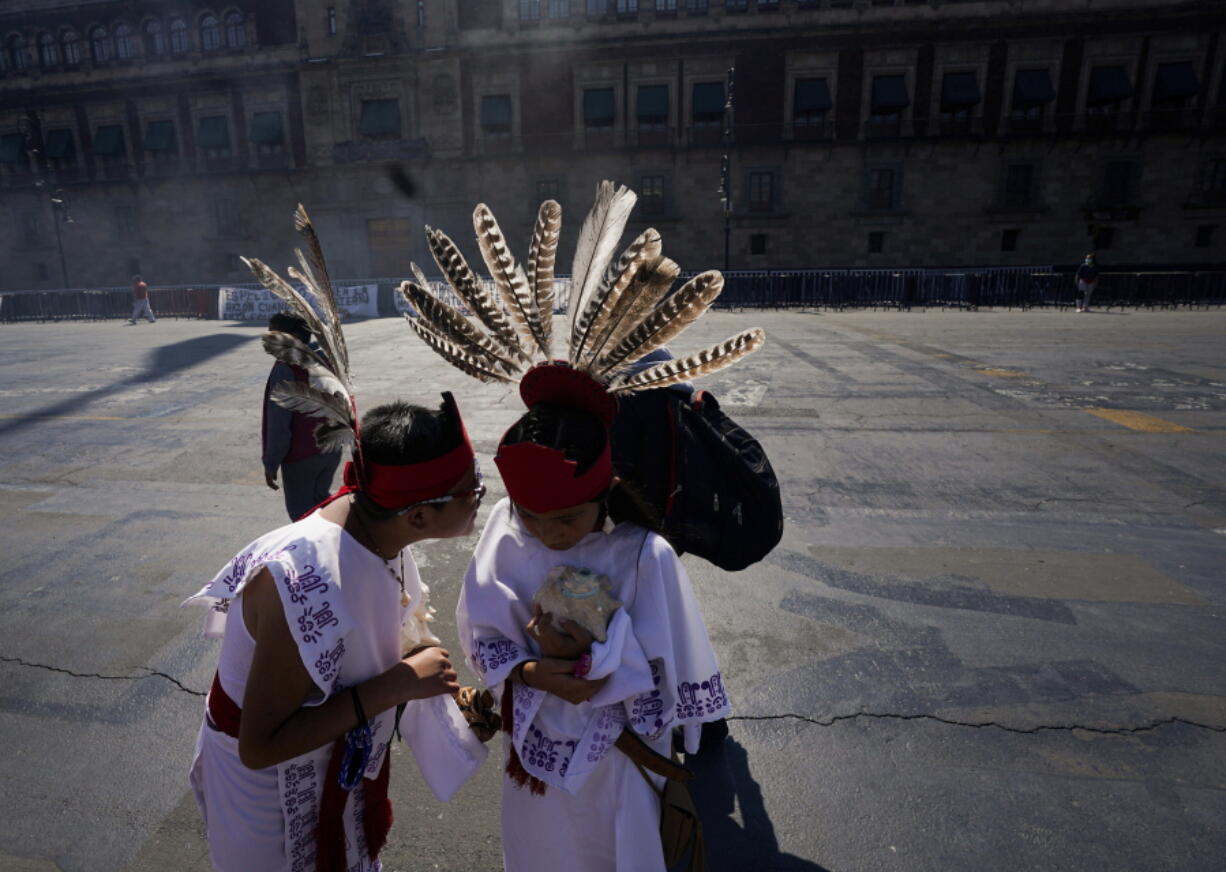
[0,655,205,697]
[730,711,1226,735]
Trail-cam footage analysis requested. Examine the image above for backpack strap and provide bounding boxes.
[615,727,694,782]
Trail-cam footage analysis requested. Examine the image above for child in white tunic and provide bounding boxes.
[456,401,730,872]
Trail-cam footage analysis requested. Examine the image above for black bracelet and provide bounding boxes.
[350,686,368,729]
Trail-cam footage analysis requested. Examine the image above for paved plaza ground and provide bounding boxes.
[0,308,1223,872]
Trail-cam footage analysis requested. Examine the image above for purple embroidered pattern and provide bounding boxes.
[285,563,328,604]
[282,760,318,872]
[629,660,667,734]
[220,543,298,595]
[475,637,521,676]
[314,638,346,687]
[676,672,728,718]
[297,602,340,645]
[524,724,578,775]
[585,706,624,764]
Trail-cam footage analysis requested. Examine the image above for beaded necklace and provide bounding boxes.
[349,496,409,606]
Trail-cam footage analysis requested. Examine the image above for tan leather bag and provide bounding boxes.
[629,738,707,872]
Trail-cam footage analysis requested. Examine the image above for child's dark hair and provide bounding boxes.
[268,312,312,344]
[500,403,607,474]
[356,399,464,516]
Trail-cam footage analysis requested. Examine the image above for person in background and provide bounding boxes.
[263,312,343,520]
[128,274,156,324]
[1075,253,1099,313]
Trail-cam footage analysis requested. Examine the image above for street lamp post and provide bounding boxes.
[50,191,72,288]
[719,65,736,272]
[19,114,73,288]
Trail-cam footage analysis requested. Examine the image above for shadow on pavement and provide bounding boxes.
[687,736,831,872]
[0,333,255,438]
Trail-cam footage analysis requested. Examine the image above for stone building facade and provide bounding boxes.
[0,0,1223,291]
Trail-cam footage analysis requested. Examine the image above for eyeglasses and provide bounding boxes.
[394,460,486,514]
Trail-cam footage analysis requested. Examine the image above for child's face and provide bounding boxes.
[515,500,603,551]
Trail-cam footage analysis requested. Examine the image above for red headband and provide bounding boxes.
[495,438,612,514]
[520,362,617,426]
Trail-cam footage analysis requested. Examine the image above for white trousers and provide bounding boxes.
[130,298,156,322]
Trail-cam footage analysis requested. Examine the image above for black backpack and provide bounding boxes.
[609,387,783,572]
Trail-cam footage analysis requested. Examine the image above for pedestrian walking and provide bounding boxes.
[1075,253,1099,313]
[128,274,156,323]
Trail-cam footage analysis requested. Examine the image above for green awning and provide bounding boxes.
[636,85,669,122]
[44,129,74,159]
[0,133,24,163]
[871,75,910,112]
[143,119,176,152]
[358,99,401,137]
[1013,69,1056,107]
[794,78,832,115]
[249,111,283,145]
[196,115,231,148]
[480,95,512,130]
[1153,61,1199,103]
[941,71,981,109]
[1087,65,1133,105]
[583,88,615,126]
[692,82,725,117]
[92,124,126,156]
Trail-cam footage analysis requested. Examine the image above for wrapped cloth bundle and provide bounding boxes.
[533,565,623,643]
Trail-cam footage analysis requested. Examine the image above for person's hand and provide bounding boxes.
[265,470,279,491]
[526,604,594,659]
[397,646,460,700]
[520,658,608,705]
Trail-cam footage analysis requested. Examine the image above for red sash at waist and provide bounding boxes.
[205,671,392,871]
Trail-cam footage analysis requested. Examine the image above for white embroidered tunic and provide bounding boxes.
[184,512,486,872]
[456,498,730,872]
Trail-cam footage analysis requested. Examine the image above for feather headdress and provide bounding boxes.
[402,180,765,405]
[245,205,358,455]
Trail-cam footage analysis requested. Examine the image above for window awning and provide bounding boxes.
[692,81,725,118]
[1153,61,1199,103]
[1013,69,1056,107]
[1087,65,1133,105]
[358,99,401,137]
[794,78,832,114]
[248,111,283,145]
[0,133,24,163]
[941,71,981,109]
[636,85,669,121]
[480,95,512,128]
[196,115,231,148]
[92,124,126,156]
[45,129,75,159]
[583,88,615,126]
[143,119,176,151]
[871,75,910,112]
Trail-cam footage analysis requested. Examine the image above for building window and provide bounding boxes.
[1100,160,1136,207]
[200,14,221,51]
[327,7,338,35]
[726,0,748,11]
[519,0,542,19]
[44,128,76,173]
[1086,65,1133,115]
[758,0,780,9]
[1194,224,1215,248]
[92,123,127,176]
[61,29,81,65]
[583,88,616,128]
[225,12,246,48]
[750,233,767,255]
[1001,228,1020,252]
[686,0,709,11]
[793,77,831,136]
[142,119,178,168]
[1093,226,1115,250]
[868,231,885,254]
[1,133,29,177]
[548,0,570,17]
[1003,162,1035,209]
[114,22,136,59]
[7,35,31,71]
[480,94,513,136]
[249,111,284,154]
[616,0,638,13]
[143,20,165,56]
[197,115,232,161]
[89,26,110,63]
[868,75,909,136]
[640,174,666,215]
[692,81,725,128]
[38,33,58,67]
[169,19,189,53]
[657,0,677,11]
[939,71,980,133]
[747,170,775,213]
[864,165,899,210]
[1010,68,1056,128]
[587,0,606,15]
[358,99,402,139]
[1152,61,1199,107]
[636,84,669,136]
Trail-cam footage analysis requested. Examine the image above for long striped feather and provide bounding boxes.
[399,280,521,375]
[270,380,353,426]
[609,328,766,393]
[243,256,339,374]
[567,181,636,340]
[571,228,661,366]
[595,270,724,375]
[261,331,348,396]
[403,316,515,384]
[525,200,561,359]
[426,227,529,363]
[286,265,347,381]
[292,205,349,376]
[584,255,680,365]
[313,421,356,454]
[474,204,544,357]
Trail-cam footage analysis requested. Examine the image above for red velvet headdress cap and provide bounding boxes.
[495,362,615,513]
[342,392,475,510]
